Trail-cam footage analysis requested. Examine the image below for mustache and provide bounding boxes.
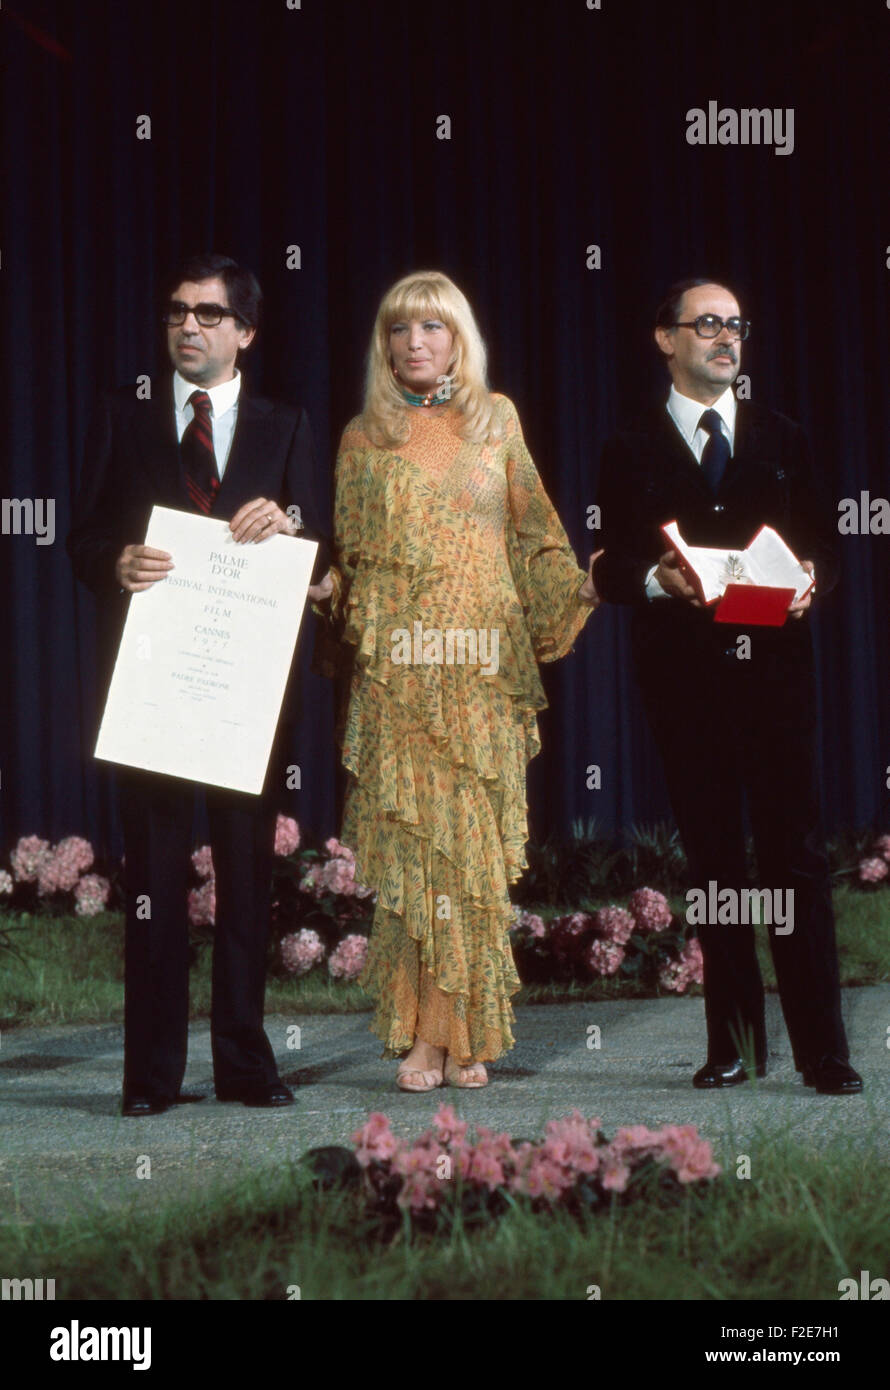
[707,345,737,363]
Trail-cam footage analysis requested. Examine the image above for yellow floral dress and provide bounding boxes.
[331,393,593,1063]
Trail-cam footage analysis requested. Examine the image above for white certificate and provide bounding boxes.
[95,506,318,794]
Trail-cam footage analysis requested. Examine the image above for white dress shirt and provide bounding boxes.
[646,384,737,598]
[173,369,242,479]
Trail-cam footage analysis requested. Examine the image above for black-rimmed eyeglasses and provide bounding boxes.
[162,301,242,328]
[672,314,751,340]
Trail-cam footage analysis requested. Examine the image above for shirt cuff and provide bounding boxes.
[645,565,669,600]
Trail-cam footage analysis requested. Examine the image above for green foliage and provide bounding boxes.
[515,821,689,905]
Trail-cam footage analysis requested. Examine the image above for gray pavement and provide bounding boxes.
[1,990,887,1224]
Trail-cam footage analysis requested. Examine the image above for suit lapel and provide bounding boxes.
[653,403,713,501]
[721,399,761,494]
[214,390,277,513]
[133,376,185,506]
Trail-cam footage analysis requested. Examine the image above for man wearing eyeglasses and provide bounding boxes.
[593,278,861,1097]
[68,252,331,1115]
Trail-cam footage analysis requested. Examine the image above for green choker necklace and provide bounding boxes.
[401,384,451,407]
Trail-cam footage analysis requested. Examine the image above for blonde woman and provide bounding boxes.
[329,271,599,1090]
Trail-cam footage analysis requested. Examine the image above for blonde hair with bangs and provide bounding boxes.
[361,270,503,447]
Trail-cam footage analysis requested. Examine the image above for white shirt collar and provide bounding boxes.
[667,383,736,448]
[173,368,242,418]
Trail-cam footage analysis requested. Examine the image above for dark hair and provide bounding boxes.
[163,252,262,330]
[655,277,733,329]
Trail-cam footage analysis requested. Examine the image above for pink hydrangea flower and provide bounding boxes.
[10,836,52,883]
[511,909,548,939]
[74,874,111,917]
[592,905,635,945]
[38,837,96,896]
[280,927,325,975]
[874,835,890,862]
[0,870,13,896]
[550,911,595,963]
[659,937,704,993]
[628,887,673,932]
[585,938,625,977]
[320,856,357,897]
[187,880,216,927]
[859,857,888,884]
[328,933,368,981]
[274,816,301,857]
[191,845,214,879]
[300,864,323,895]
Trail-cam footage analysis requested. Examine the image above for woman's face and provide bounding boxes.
[389,316,454,395]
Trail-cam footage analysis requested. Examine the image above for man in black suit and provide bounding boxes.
[594,278,861,1096]
[68,253,331,1115]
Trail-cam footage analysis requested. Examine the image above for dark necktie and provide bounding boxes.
[699,408,730,494]
[181,389,219,513]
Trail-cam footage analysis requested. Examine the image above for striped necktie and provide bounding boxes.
[182,389,219,513]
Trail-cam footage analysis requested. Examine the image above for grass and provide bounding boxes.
[2,884,888,1030]
[1,1125,887,1299]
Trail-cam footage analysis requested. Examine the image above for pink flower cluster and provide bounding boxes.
[10,836,53,883]
[191,845,214,879]
[328,933,368,981]
[511,909,547,939]
[9,835,106,912]
[592,905,635,945]
[188,880,216,928]
[658,937,704,993]
[280,927,325,975]
[585,937,624,977]
[859,835,890,883]
[74,873,111,917]
[301,839,374,900]
[352,1104,720,1215]
[550,912,595,963]
[0,870,14,896]
[628,887,673,932]
[859,857,888,884]
[36,837,95,897]
[274,816,301,857]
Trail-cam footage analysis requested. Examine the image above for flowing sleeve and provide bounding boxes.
[309,428,365,678]
[329,437,365,621]
[501,399,593,661]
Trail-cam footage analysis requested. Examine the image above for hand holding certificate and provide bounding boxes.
[661,520,814,626]
[95,506,318,793]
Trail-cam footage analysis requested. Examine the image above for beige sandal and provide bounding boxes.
[444,1057,489,1088]
[396,1063,444,1093]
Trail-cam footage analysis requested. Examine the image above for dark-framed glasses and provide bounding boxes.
[672,314,751,340]
[162,301,241,328]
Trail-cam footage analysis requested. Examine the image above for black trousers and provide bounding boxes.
[118,767,280,1101]
[639,628,848,1070]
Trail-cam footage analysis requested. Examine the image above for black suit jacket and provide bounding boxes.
[593,398,839,686]
[68,375,332,737]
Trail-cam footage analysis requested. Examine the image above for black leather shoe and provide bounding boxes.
[121,1091,205,1116]
[122,1094,169,1116]
[801,1056,863,1095]
[216,1081,294,1107]
[692,1058,767,1089]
